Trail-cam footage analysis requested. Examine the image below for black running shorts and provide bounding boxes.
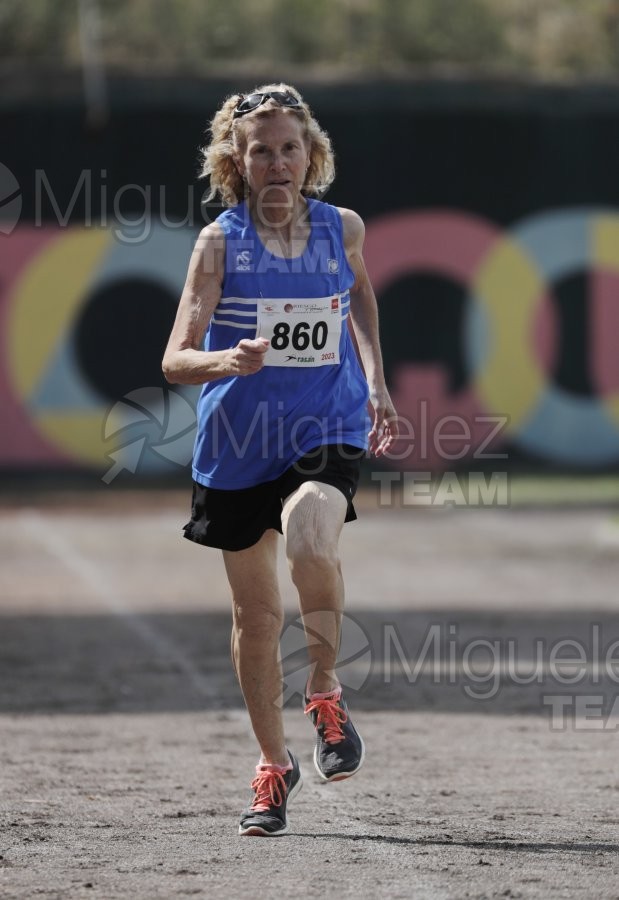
[183,443,365,552]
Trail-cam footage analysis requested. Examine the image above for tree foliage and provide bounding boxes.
[2,0,619,80]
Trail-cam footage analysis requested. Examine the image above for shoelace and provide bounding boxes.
[304,696,348,744]
[249,769,287,812]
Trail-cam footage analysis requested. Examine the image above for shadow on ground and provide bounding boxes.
[1,609,618,716]
[294,833,619,854]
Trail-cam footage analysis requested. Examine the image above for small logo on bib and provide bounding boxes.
[327,258,339,274]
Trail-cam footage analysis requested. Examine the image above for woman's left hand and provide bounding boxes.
[368,388,399,457]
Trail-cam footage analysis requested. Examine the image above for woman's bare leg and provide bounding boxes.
[223,529,289,767]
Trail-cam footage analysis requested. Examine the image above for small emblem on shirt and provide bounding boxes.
[236,250,252,271]
[327,258,339,274]
[331,296,339,310]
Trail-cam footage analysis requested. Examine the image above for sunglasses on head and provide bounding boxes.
[233,91,303,119]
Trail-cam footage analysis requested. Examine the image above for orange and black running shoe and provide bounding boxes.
[304,687,365,782]
[238,749,302,836]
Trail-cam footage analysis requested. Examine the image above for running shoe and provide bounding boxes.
[304,687,365,782]
[238,749,302,837]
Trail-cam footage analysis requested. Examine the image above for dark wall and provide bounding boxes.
[2,77,619,475]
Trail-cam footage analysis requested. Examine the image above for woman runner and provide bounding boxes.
[162,83,398,837]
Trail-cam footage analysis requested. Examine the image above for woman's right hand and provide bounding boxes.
[226,338,270,376]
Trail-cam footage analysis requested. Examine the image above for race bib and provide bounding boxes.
[256,295,342,367]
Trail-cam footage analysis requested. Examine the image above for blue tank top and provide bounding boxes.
[192,198,370,489]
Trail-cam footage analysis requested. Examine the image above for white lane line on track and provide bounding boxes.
[19,510,217,700]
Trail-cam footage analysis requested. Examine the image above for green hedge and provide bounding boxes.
[1,0,619,79]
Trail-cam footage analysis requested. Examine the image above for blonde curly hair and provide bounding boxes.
[200,83,335,207]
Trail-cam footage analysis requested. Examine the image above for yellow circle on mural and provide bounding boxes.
[6,228,116,466]
[472,234,546,432]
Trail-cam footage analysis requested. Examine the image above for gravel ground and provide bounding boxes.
[1,492,618,899]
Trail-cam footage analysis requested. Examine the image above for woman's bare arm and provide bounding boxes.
[162,223,267,384]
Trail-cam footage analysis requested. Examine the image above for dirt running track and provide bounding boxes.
[1,489,619,900]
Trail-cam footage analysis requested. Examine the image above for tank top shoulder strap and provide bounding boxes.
[216,201,250,238]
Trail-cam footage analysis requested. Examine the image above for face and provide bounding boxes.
[235,109,310,212]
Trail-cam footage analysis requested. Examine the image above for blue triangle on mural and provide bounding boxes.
[29,334,102,411]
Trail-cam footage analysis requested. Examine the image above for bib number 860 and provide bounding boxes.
[271,320,328,351]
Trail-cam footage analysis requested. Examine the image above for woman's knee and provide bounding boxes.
[231,593,284,639]
[287,537,341,586]
[283,484,345,573]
